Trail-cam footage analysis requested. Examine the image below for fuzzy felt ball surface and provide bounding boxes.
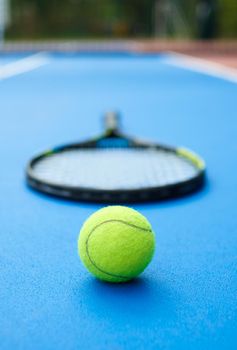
[78,206,155,283]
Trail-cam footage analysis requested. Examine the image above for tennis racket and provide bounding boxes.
[26,112,206,203]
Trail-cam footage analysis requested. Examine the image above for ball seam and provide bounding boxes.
[85,219,152,280]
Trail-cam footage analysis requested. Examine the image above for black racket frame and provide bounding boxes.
[26,115,205,203]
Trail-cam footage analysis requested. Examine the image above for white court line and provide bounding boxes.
[164,51,237,84]
[0,52,50,80]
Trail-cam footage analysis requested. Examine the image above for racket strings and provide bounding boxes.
[32,148,198,190]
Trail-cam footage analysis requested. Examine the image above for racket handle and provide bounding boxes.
[104,111,120,133]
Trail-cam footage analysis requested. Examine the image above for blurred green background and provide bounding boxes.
[2,0,237,40]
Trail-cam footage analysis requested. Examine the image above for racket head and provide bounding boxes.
[26,113,206,203]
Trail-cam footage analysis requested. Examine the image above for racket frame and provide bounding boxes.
[26,124,205,203]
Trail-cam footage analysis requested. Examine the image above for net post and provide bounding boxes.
[0,0,8,51]
[0,27,4,50]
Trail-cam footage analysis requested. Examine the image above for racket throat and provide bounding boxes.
[104,111,120,136]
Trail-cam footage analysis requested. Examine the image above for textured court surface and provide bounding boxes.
[0,53,237,350]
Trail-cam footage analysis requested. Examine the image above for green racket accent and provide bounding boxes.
[44,150,54,156]
[177,147,205,170]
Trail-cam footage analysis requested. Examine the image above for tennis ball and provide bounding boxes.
[78,206,155,283]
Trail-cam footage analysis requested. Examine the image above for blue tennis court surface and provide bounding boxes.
[0,53,237,350]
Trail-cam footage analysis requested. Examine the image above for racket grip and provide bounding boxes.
[104,111,120,133]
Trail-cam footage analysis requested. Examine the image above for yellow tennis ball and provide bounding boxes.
[78,206,155,283]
